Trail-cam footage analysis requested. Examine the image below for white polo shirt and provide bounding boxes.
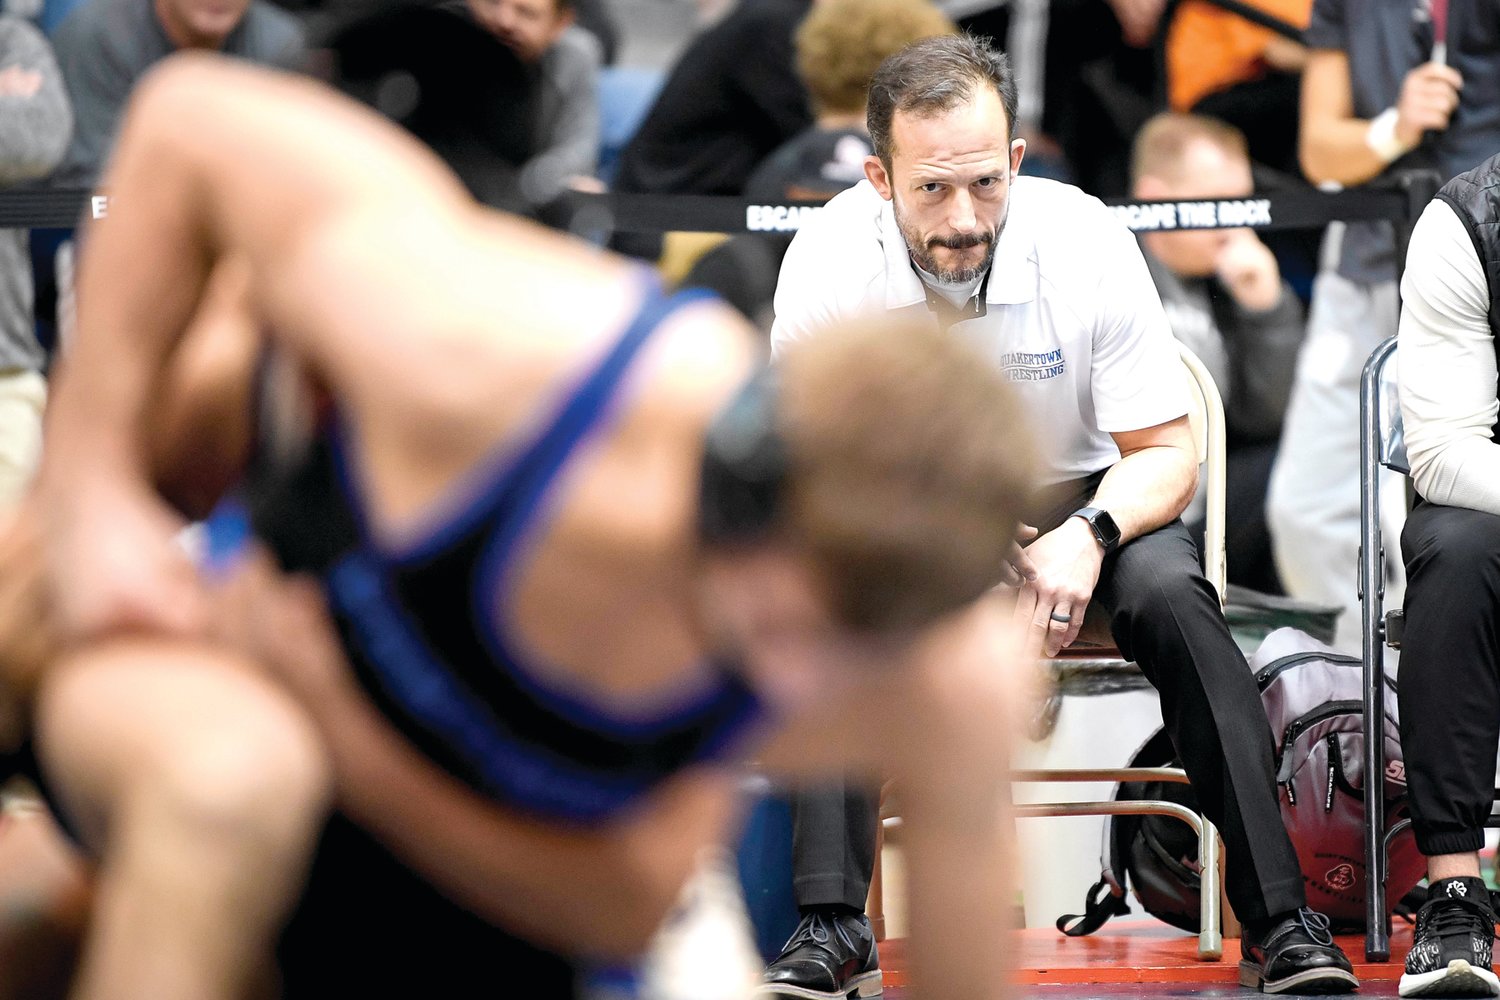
[771,177,1189,486]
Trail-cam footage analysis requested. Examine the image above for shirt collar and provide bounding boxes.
[876,182,1039,313]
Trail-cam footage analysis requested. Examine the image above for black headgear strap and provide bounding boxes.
[698,367,788,545]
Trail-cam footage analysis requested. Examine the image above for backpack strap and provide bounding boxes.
[1057,879,1132,936]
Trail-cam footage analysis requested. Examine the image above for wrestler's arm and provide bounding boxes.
[216,558,744,960]
[39,53,474,639]
[758,595,1020,1000]
[882,598,1018,1000]
[0,254,261,739]
[327,685,741,959]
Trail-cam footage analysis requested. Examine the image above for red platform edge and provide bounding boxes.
[876,922,1414,989]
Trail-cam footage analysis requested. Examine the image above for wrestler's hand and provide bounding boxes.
[206,546,352,711]
[0,501,59,717]
[44,481,206,642]
[1012,516,1104,657]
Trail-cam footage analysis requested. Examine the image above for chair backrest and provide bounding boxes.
[1177,341,1228,603]
[1374,348,1410,475]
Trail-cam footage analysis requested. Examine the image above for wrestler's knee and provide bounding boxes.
[35,641,332,855]
[149,700,330,858]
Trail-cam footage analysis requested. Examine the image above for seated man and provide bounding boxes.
[608,0,812,258]
[20,53,1035,1000]
[1393,151,1500,999]
[0,15,71,508]
[773,33,1357,997]
[460,0,601,206]
[1130,112,1304,594]
[50,0,304,185]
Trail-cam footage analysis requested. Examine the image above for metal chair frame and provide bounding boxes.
[1007,342,1228,961]
[1357,336,1500,961]
[1358,334,1403,963]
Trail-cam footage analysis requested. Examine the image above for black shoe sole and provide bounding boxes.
[1239,960,1360,994]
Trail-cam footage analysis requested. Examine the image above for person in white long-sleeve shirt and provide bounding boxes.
[1392,151,1500,1000]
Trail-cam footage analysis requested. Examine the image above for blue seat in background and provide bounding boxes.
[596,66,664,187]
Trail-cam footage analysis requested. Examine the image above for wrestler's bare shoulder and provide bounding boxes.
[436,209,761,439]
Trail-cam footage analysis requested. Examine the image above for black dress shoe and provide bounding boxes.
[757,909,882,1000]
[1239,907,1359,994]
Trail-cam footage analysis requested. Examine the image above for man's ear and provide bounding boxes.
[1009,137,1026,179]
[864,155,893,200]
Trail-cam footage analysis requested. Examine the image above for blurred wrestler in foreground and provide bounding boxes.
[8,53,1034,1000]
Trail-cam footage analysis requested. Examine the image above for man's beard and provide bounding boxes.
[897,204,1002,285]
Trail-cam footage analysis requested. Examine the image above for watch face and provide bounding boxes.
[1094,510,1121,548]
[1077,506,1120,550]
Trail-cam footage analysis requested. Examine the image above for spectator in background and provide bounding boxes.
[959,0,1159,197]
[568,0,616,65]
[1164,0,1311,177]
[462,0,600,206]
[691,0,955,328]
[321,3,540,216]
[1267,0,1500,652]
[610,0,811,257]
[0,16,69,510]
[50,0,304,185]
[1131,113,1303,595]
[745,0,954,203]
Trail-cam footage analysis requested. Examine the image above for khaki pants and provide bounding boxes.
[0,369,46,511]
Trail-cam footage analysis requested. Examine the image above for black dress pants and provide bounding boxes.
[1399,500,1500,857]
[788,780,880,911]
[790,477,1309,925]
[1093,517,1306,922]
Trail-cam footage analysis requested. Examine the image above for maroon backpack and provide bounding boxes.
[1060,627,1425,935]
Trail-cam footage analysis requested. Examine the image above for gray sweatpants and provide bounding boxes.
[1266,239,1404,653]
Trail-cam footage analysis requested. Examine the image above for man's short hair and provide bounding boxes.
[866,33,1019,170]
[795,0,956,117]
[775,316,1034,631]
[1130,112,1249,185]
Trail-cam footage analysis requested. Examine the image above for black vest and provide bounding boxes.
[1433,153,1500,441]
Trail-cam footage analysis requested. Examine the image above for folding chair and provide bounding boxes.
[1002,341,1229,961]
[1358,334,1405,963]
[1357,336,1500,961]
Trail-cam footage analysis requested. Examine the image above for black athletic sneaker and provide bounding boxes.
[757,909,882,1000]
[1400,877,1500,998]
[1239,907,1360,994]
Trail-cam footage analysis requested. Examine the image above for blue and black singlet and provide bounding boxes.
[236,279,764,824]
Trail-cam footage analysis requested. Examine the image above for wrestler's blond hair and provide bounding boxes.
[777,317,1034,630]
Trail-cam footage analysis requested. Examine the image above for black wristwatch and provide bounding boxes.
[1072,506,1121,554]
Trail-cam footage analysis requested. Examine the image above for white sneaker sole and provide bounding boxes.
[1238,960,1360,994]
[755,969,883,1000]
[1400,960,1500,997]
